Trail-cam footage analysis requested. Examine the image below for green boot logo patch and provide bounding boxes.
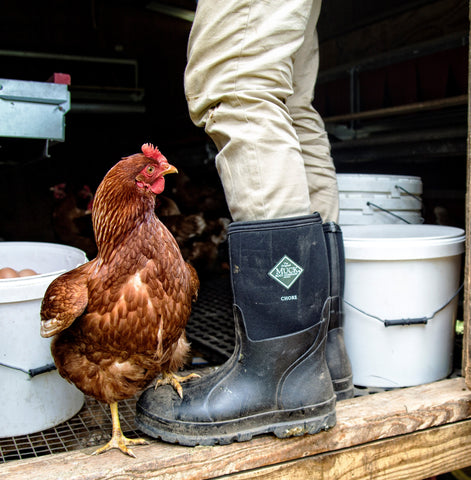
[268,255,304,289]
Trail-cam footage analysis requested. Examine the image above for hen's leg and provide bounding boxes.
[91,402,147,458]
[155,371,200,398]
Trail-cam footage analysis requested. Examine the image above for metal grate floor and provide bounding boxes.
[0,276,234,464]
[0,396,142,463]
[186,274,235,364]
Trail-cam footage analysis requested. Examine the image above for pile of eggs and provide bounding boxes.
[0,267,38,279]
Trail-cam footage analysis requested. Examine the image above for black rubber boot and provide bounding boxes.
[323,222,354,400]
[136,214,336,446]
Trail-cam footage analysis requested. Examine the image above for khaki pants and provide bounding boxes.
[185,0,339,222]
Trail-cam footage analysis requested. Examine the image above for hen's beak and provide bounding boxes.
[162,164,178,176]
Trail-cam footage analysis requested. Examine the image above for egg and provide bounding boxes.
[18,269,38,277]
[0,267,20,279]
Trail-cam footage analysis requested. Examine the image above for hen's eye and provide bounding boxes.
[146,165,155,175]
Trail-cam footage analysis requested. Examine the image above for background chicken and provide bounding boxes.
[156,189,230,278]
[40,144,199,457]
[48,177,230,276]
[50,182,97,258]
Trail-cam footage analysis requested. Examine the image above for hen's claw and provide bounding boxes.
[91,401,147,458]
[91,434,148,458]
[155,371,200,398]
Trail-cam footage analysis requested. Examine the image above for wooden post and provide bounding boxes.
[464,0,471,388]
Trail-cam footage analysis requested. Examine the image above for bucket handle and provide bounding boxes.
[395,185,422,202]
[0,361,57,378]
[344,284,463,327]
[365,184,423,224]
[366,202,413,224]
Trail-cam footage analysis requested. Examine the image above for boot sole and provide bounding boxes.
[136,396,336,447]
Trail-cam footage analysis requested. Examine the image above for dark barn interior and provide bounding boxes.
[0,0,468,247]
[1,1,471,478]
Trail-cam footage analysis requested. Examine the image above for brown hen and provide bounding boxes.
[40,144,199,457]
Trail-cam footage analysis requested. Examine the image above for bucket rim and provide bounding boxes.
[0,241,87,279]
[337,173,423,195]
[0,242,87,302]
[342,224,465,260]
[337,173,422,181]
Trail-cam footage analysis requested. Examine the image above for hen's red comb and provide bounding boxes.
[141,143,166,162]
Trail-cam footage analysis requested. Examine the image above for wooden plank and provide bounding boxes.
[226,420,471,480]
[2,377,471,480]
[318,0,468,70]
[323,94,467,123]
[464,0,471,389]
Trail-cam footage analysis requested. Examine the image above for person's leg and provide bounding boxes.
[286,1,339,222]
[184,0,315,221]
[135,0,338,447]
[285,2,351,399]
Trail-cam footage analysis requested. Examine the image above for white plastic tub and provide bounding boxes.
[338,173,423,225]
[0,242,87,437]
[342,225,465,388]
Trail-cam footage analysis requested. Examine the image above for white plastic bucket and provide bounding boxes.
[0,242,87,437]
[338,173,423,225]
[342,225,465,388]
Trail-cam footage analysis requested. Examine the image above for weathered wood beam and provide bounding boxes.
[319,0,468,70]
[323,95,467,124]
[228,420,471,480]
[2,377,471,480]
[463,0,471,388]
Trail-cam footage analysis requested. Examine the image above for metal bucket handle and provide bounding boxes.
[366,184,424,224]
[0,362,56,378]
[344,284,463,327]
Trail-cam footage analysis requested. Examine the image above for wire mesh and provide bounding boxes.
[0,276,234,464]
[186,275,235,363]
[0,396,142,463]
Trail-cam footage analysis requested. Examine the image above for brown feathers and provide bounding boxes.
[40,149,199,406]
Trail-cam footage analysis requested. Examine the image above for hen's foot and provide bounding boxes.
[155,371,200,398]
[91,433,148,458]
[91,401,148,458]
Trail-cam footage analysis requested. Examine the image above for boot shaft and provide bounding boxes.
[228,214,330,341]
[322,221,354,399]
[323,221,345,330]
